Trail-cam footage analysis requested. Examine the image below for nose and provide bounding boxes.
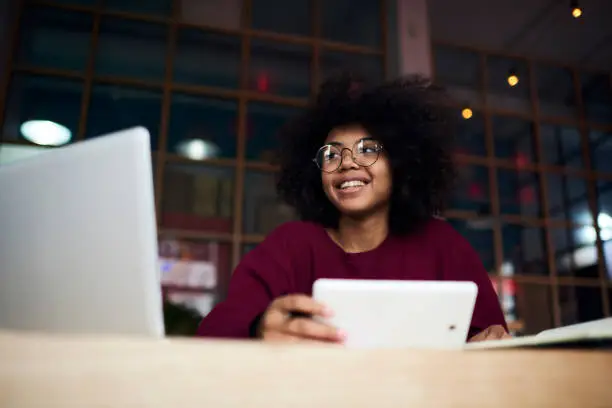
[339,148,359,171]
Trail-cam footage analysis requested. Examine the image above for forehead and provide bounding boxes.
[324,125,370,145]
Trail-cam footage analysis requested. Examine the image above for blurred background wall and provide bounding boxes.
[1,0,611,336]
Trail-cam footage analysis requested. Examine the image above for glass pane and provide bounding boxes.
[545,174,592,223]
[597,180,612,225]
[2,74,82,144]
[246,102,303,161]
[454,109,486,156]
[320,51,384,85]
[604,236,612,281]
[159,237,231,318]
[535,65,577,118]
[539,124,583,168]
[51,0,97,5]
[174,29,240,88]
[251,0,311,36]
[152,157,158,197]
[447,218,495,272]
[580,72,612,125]
[492,116,536,164]
[249,40,311,98]
[452,165,490,213]
[433,46,482,108]
[559,285,604,326]
[178,0,241,29]
[596,180,612,280]
[159,238,221,290]
[161,164,234,234]
[497,170,541,217]
[243,171,298,235]
[16,6,92,72]
[501,224,548,276]
[95,18,167,80]
[242,244,258,257]
[486,56,531,115]
[103,0,172,16]
[505,281,554,336]
[553,226,598,278]
[167,94,238,159]
[159,237,230,293]
[590,129,612,173]
[86,84,162,150]
[321,0,381,48]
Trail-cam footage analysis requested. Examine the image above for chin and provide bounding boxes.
[334,200,379,219]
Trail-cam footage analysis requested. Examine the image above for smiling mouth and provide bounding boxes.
[336,179,370,193]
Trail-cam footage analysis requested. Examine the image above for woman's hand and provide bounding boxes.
[257,294,346,343]
[468,325,512,342]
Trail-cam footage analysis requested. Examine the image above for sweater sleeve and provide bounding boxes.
[435,221,508,338]
[196,224,296,339]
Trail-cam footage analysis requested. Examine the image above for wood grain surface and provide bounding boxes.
[1,330,611,407]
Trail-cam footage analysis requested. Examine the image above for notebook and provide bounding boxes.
[464,317,612,350]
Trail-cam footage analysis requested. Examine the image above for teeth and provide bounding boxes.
[340,180,365,189]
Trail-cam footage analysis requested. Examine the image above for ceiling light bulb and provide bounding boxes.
[507,74,519,87]
[461,108,473,120]
[176,139,220,160]
[572,7,582,18]
[20,120,72,146]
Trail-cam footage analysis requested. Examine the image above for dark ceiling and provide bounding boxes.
[428,0,612,71]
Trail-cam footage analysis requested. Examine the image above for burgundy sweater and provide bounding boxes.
[198,219,507,339]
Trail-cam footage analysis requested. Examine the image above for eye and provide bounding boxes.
[319,146,340,162]
[323,150,337,161]
[357,141,380,154]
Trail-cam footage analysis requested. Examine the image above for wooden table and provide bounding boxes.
[1,330,611,407]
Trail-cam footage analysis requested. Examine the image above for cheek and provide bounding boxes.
[321,173,334,193]
[372,162,392,189]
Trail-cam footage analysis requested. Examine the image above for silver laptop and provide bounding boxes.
[0,127,164,337]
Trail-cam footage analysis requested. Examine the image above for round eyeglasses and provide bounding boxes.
[313,139,383,173]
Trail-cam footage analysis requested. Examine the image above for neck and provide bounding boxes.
[332,209,389,253]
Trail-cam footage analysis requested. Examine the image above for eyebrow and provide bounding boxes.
[324,137,374,147]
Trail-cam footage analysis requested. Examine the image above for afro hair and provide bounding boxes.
[276,72,457,235]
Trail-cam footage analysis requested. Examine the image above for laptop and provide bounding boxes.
[0,127,165,337]
[313,278,478,349]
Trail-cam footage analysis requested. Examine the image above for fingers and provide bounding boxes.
[467,331,486,343]
[468,325,511,343]
[260,294,344,343]
[488,325,511,340]
[282,317,345,342]
[264,331,333,345]
[272,294,332,318]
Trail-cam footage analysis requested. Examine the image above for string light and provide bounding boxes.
[461,107,473,119]
[507,69,519,87]
[571,0,582,18]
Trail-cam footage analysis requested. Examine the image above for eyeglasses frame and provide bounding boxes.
[312,139,384,173]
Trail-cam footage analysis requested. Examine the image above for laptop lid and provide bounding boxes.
[0,127,164,337]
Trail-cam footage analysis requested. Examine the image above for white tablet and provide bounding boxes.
[312,279,478,350]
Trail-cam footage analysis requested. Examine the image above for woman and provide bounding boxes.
[198,73,509,343]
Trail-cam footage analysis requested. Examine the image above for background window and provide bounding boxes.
[16,6,93,72]
[3,1,611,336]
[2,75,83,144]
